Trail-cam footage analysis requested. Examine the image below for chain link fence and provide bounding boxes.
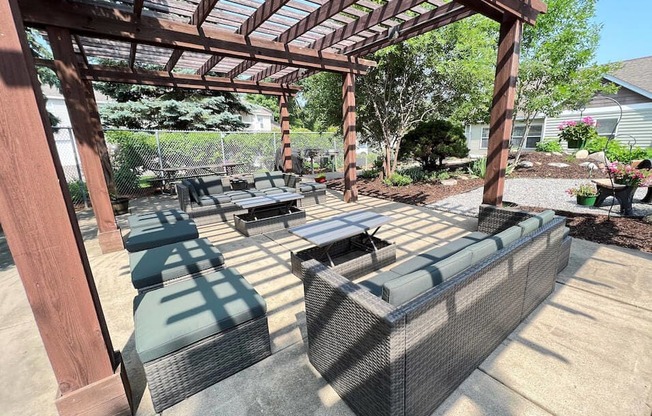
[54,128,358,201]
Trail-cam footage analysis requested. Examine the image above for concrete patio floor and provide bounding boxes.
[1,190,651,415]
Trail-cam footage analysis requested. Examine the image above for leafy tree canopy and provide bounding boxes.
[399,119,469,170]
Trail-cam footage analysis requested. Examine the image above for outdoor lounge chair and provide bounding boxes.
[134,268,271,413]
[177,175,264,224]
[300,206,568,416]
[129,238,225,293]
[127,209,190,229]
[124,219,199,252]
[253,171,327,206]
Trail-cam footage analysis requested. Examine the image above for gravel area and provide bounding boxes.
[427,178,652,218]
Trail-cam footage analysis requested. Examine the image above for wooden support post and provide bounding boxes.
[342,72,358,202]
[482,15,522,206]
[46,26,123,253]
[0,1,131,415]
[279,94,293,172]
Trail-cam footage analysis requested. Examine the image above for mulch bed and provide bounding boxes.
[327,152,652,253]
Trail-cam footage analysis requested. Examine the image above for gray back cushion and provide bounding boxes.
[382,250,473,306]
[488,226,522,250]
[254,171,286,190]
[517,217,541,235]
[533,210,555,226]
[194,175,225,196]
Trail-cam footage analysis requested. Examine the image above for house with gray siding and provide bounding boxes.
[466,56,652,155]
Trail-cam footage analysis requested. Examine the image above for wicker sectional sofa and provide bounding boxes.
[300,206,569,416]
[253,171,327,206]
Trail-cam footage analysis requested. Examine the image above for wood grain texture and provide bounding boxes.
[482,16,522,206]
[0,0,116,394]
[48,27,118,235]
[342,72,358,202]
[279,94,292,172]
[20,0,375,75]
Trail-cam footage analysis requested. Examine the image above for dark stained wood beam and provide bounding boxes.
[456,0,546,25]
[227,0,360,79]
[342,72,358,202]
[197,0,291,75]
[77,64,301,95]
[0,2,130,412]
[128,0,144,69]
[279,94,292,172]
[47,27,123,253]
[483,15,522,205]
[252,0,426,82]
[164,0,219,73]
[20,0,376,75]
[73,34,89,65]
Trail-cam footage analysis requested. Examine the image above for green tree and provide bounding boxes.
[298,72,343,131]
[512,0,618,163]
[399,119,469,170]
[26,28,61,127]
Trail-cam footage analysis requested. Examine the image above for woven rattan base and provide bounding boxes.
[144,315,271,413]
[235,206,306,236]
[558,236,571,273]
[291,235,396,279]
[298,190,327,207]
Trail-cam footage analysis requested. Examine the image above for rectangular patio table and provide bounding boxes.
[289,210,396,279]
[232,192,306,236]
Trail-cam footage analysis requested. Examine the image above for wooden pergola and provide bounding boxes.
[0,0,546,414]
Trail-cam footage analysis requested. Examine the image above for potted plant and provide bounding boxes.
[110,194,130,215]
[558,117,599,149]
[566,183,599,206]
[315,174,327,183]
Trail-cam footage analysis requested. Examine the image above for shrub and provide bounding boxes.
[535,139,563,153]
[435,170,451,180]
[397,166,427,182]
[584,137,652,164]
[467,157,487,178]
[359,169,379,179]
[67,180,88,202]
[399,119,469,170]
[383,173,413,186]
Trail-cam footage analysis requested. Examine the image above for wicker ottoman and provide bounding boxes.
[129,238,225,293]
[124,220,199,252]
[127,209,190,229]
[134,268,271,413]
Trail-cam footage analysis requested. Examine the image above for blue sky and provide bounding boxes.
[593,0,652,63]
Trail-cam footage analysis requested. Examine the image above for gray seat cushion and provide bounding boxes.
[134,268,267,363]
[359,270,401,297]
[199,194,232,205]
[382,250,473,306]
[224,190,264,199]
[193,175,226,196]
[125,220,199,252]
[391,231,488,276]
[129,238,225,290]
[127,209,189,229]
[260,187,286,195]
[254,171,286,190]
[299,183,327,192]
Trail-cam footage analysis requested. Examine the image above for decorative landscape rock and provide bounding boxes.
[579,161,591,167]
[552,151,564,156]
[548,162,570,168]
[440,179,458,186]
[587,162,598,172]
[588,151,610,165]
[518,161,534,168]
[644,214,652,225]
[575,149,589,159]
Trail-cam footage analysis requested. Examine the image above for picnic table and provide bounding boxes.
[289,210,396,279]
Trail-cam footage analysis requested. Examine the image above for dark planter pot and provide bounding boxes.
[111,197,130,215]
[576,195,597,206]
[315,177,327,183]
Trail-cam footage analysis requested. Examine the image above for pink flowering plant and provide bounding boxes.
[558,117,599,148]
[606,161,649,186]
[566,183,598,198]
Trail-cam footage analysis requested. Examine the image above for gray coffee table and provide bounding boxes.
[233,193,306,236]
[289,210,396,279]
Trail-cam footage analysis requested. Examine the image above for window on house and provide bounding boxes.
[511,124,543,148]
[481,127,489,148]
[595,118,618,138]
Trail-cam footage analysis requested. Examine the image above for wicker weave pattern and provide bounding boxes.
[303,262,405,416]
[234,206,306,236]
[302,216,567,416]
[558,236,571,273]
[135,265,225,294]
[477,204,532,234]
[144,315,271,413]
[291,236,396,279]
[298,190,327,207]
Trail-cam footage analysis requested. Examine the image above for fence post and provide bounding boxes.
[155,130,163,169]
[221,132,227,165]
[332,134,338,171]
[69,128,89,208]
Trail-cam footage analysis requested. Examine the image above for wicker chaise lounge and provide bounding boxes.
[301,206,568,416]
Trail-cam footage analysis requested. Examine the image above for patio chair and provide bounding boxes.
[124,219,199,253]
[253,171,327,206]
